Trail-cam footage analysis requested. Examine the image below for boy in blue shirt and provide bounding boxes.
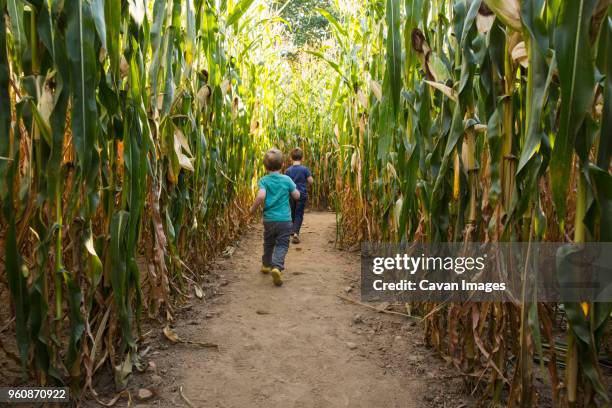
[250,149,300,286]
[284,148,314,244]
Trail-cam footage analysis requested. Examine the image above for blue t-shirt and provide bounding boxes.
[285,165,311,196]
[258,173,297,222]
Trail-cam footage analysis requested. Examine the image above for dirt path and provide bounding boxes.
[127,212,470,408]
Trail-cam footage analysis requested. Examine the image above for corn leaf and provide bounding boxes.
[66,0,99,179]
[550,0,598,220]
[1,12,28,363]
[227,0,256,27]
[315,7,347,38]
[517,0,552,173]
[385,0,401,115]
[6,0,26,58]
[596,16,611,168]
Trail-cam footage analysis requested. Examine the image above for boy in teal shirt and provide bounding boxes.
[250,149,300,286]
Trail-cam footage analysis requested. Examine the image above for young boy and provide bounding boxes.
[250,149,300,286]
[284,148,314,244]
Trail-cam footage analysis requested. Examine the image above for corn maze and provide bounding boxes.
[0,0,610,406]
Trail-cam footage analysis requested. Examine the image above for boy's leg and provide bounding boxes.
[262,222,275,267]
[290,198,297,225]
[271,221,293,270]
[293,196,307,235]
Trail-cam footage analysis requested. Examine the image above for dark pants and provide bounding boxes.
[262,221,293,270]
[290,196,307,234]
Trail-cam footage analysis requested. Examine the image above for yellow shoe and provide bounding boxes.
[270,268,283,286]
[261,265,271,274]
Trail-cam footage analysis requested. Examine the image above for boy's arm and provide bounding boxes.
[307,176,314,185]
[250,189,266,214]
[288,179,300,200]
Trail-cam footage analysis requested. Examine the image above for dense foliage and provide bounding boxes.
[0,0,295,394]
[272,0,335,46]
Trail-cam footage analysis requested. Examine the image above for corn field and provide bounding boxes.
[1,0,611,406]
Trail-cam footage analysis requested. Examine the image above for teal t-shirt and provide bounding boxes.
[258,173,297,222]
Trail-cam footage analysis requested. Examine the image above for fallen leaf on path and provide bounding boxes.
[222,246,235,258]
[162,326,218,349]
[256,309,270,315]
[346,342,358,350]
[137,388,153,401]
[194,285,204,299]
[114,352,132,389]
[163,326,180,343]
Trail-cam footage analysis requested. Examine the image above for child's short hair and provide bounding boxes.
[263,148,283,171]
[290,147,303,161]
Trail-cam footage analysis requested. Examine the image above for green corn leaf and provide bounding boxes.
[105,0,121,79]
[385,0,401,115]
[161,0,180,116]
[550,0,598,220]
[227,0,256,27]
[378,72,396,160]
[517,0,553,173]
[315,7,347,38]
[45,54,69,207]
[185,0,196,74]
[66,0,99,179]
[596,16,611,169]
[109,210,133,346]
[461,0,482,48]
[149,0,167,108]
[6,0,26,59]
[90,0,107,51]
[404,0,423,81]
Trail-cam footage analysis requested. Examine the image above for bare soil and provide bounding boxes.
[101,211,473,408]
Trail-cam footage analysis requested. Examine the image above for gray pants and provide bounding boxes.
[262,221,293,271]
